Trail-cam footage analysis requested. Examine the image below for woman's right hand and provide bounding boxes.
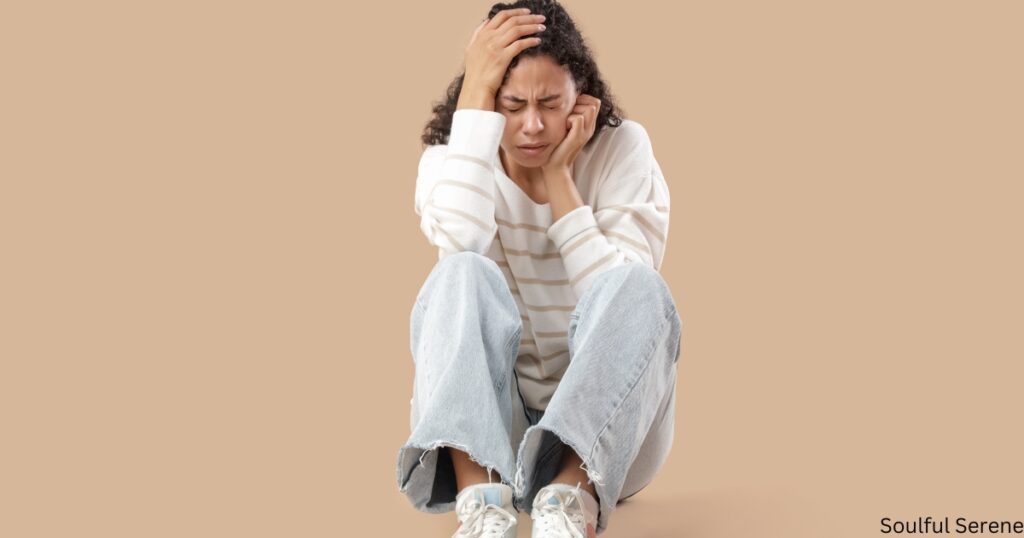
[457,7,546,111]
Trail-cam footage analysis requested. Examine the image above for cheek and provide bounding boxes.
[500,123,517,145]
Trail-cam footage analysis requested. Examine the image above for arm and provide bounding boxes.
[414,7,544,258]
[546,122,671,297]
[414,109,506,257]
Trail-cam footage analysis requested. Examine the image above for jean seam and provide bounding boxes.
[495,326,521,393]
[583,312,675,459]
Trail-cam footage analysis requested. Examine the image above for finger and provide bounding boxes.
[506,36,542,57]
[567,114,584,133]
[575,102,599,117]
[486,7,531,29]
[496,13,545,33]
[573,104,595,118]
[497,20,546,49]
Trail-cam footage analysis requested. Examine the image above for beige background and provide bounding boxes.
[2,1,1022,536]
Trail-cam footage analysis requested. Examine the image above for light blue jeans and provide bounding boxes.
[397,251,682,534]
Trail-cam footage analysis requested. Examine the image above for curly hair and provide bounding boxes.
[421,0,624,148]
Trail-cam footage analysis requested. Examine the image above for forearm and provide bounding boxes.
[456,83,496,112]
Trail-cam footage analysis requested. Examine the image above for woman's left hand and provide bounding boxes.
[543,93,600,177]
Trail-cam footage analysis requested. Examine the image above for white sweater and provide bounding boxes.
[414,109,671,410]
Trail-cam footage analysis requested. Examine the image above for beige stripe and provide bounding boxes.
[503,247,561,260]
[516,276,571,286]
[511,290,575,312]
[517,371,564,386]
[433,223,465,251]
[570,252,618,286]
[522,301,576,313]
[518,353,545,375]
[535,330,568,338]
[430,205,491,232]
[496,217,547,233]
[538,349,570,361]
[607,203,669,214]
[517,349,570,374]
[561,227,652,258]
[560,228,601,257]
[603,207,664,243]
[604,230,652,255]
[497,260,510,268]
[447,153,493,171]
[435,179,494,202]
[520,338,536,347]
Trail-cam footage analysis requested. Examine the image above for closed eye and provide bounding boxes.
[506,106,560,112]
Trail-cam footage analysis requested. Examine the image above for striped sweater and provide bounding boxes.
[414,109,671,410]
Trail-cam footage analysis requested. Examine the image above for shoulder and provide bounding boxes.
[587,119,653,161]
[580,119,655,180]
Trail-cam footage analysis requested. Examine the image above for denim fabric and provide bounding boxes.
[397,251,682,535]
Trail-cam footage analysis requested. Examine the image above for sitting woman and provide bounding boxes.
[397,1,683,536]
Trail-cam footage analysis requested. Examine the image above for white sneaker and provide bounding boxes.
[531,482,599,538]
[452,482,518,538]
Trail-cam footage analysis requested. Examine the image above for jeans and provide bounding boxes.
[396,251,682,534]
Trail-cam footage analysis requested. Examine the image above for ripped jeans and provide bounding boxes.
[396,251,682,534]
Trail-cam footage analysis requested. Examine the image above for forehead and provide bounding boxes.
[499,56,575,97]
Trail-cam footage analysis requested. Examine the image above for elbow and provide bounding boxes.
[422,217,496,255]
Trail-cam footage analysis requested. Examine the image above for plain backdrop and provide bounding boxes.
[2,1,1022,536]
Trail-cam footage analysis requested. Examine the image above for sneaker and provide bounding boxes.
[531,482,599,538]
[452,482,518,538]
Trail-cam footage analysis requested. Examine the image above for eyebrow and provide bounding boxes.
[500,94,562,104]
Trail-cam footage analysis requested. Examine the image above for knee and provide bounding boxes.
[588,263,680,326]
[434,251,502,280]
[415,251,514,312]
[601,262,673,301]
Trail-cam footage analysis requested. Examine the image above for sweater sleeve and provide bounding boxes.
[414,109,506,258]
[546,121,671,297]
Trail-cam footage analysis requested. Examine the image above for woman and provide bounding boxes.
[397,1,682,536]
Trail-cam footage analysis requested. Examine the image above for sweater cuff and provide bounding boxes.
[448,109,506,162]
[547,205,599,249]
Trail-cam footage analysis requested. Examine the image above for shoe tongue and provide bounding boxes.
[477,486,505,508]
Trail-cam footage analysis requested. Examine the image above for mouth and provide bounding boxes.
[518,144,548,155]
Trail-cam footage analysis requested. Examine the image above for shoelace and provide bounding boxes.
[532,488,588,538]
[453,498,516,538]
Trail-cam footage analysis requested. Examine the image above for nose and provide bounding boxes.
[522,108,544,135]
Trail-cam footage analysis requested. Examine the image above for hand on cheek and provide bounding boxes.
[545,94,600,173]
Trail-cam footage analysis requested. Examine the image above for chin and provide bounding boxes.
[514,151,551,168]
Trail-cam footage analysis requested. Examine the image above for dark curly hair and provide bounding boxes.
[421,0,624,148]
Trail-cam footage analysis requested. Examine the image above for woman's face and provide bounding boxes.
[496,55,578,169]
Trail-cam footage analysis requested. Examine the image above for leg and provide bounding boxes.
[450,447,496,491]
[396,252,524,513]
[514,263,682,534]
[550,445,598,500]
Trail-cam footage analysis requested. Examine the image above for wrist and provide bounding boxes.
[456,84,497,112]
[541,163,572,181]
